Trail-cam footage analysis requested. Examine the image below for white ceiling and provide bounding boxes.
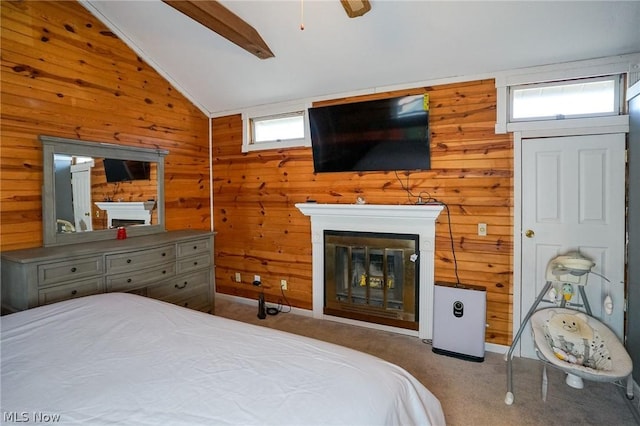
[82,0,640,116]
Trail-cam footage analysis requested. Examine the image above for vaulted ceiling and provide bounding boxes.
[81,1,640,116]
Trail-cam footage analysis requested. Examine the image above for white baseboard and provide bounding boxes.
[217,292,515,356]
[215,292,313,317]
[485,342,510,355]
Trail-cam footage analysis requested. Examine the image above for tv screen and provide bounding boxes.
[103,159,151,183]
[309,94,430,173]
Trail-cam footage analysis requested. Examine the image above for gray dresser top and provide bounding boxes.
[2,230,215,263]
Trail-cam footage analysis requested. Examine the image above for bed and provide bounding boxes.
[1,293,445,425]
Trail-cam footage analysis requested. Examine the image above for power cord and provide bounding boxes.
[253,280,291,316]
[269,284,292,315]
[441,202,461,287]
[394,171,462,287]
[394,171,432,205]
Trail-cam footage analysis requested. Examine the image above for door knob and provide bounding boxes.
[525,229,535,238]
[84,212,90,216]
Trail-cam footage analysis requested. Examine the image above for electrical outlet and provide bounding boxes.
[478,223,487,236]
[280,279,288,290]
[235,272,241,283]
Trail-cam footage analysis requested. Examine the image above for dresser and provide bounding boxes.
[1,230,215,314]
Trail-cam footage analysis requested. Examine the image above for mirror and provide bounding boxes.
[40,135,169,247]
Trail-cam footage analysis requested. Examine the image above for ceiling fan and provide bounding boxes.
[340,0,371,18]
[162,0,371,60]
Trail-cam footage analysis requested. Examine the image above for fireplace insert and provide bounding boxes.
[324,230,419,330]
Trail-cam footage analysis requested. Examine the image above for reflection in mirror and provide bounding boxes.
[53,154,158,233]
[41,136,168,247]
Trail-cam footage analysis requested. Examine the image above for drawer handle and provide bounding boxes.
[162,253,166,257]
[70,267,77,272]
[193,261,198,266]
[127,278,132,283]
[193,246,197,250]
[71,290,77,295]
[126,259,132,264]
[175,281,188,289]
[162,270,167,274]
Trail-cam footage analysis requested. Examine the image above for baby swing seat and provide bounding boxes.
[531,307,633,401]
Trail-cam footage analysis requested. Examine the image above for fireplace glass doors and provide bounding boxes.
[324,231,419,330]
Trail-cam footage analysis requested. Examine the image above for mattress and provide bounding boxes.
[1,293,445,425]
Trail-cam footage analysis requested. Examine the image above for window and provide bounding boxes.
[510,76,621,122]
[252,112,305,143]
[242,103,310,152]
[494,54,639,134]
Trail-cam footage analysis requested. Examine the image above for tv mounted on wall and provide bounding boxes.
[103,159,151,183]
[308,94,430,173]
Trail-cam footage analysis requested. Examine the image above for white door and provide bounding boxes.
[70,161,94,232]
[520,134,626,358]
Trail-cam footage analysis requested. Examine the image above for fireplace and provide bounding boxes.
[296,203,443,339]
[111,218,146,227]
[324,231,419,330]
[94,201,156,228]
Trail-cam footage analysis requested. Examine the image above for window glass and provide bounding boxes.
[252,112,305,143]
[511,76,619,121]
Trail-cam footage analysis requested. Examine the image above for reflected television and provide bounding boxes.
[103,159,151,183]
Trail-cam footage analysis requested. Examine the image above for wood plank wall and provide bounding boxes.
[0,1,210,251]
[213,80,514,345]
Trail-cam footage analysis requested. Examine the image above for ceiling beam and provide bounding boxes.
[162,0,274,60]
[340,0,371,18]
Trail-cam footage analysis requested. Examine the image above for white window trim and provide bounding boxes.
[507,115,629,137]
[495,53,640,134]
[241,101,312,153]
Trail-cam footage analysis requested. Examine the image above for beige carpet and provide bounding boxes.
[214,296,638,425]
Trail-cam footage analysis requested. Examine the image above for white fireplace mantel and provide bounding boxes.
[94,201,156,228]
[295,203,443,340]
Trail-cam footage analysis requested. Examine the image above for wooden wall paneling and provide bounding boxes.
[2,4,204,126]
[2,4,199,110]
[0,1,210,251]
[212,78,514,345]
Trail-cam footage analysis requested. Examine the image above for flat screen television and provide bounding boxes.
[309,94,430,173]
[103,159,151,183]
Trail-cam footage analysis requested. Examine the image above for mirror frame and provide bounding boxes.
[40,135,169,247]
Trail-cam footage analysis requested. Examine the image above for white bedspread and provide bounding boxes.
[1,293,445,425]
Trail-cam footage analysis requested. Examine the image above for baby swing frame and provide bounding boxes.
[505,260,633,405]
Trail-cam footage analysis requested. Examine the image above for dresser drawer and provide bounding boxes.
[38,278,104,305]
[106,263,176,292]
[106,245,176,274]
[170,292,211,312]
[177,253,211,274]
[177,238,212,258]
[147,271,210,310]
[37,257,103,287]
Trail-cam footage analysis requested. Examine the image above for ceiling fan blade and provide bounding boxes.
[340,0,371,18]
[162,0,274,59]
